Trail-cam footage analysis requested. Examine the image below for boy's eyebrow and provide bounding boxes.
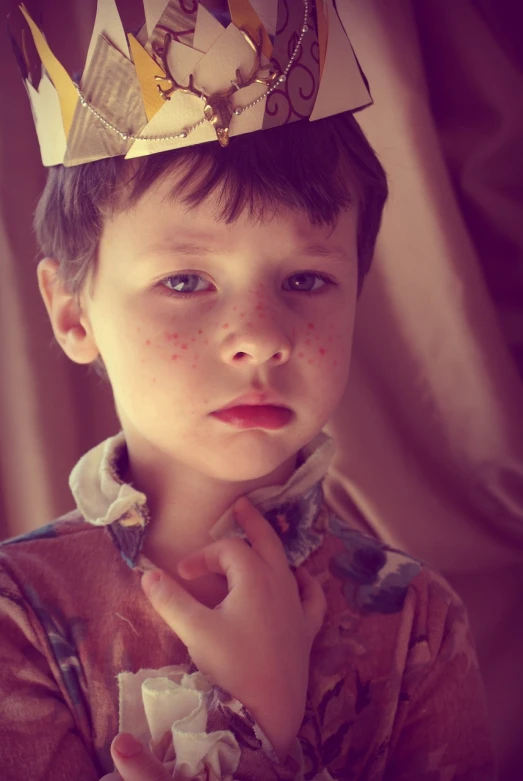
[144,239,352,264]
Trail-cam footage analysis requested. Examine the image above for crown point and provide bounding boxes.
[233,108,242,115]
[302,26,309,33]
[278,75,286,83]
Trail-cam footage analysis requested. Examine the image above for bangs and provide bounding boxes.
[119,117,356,228]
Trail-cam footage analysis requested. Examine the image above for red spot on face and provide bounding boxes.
[319,347,327,355]
[198,330,203,334]
[222,323,229,329]
[171,355,179,360]
[181,344,188,350]
[145,340,151,345]
[305,339,311,346]
[333,360,338,367]
[328,337,333,343]
[307,322,315,329]
[240,312,245,318]
[191,337,196,342]
[298,352,304,358]
[308,359,314,365]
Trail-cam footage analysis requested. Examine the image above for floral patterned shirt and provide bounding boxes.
[0,431,497,779]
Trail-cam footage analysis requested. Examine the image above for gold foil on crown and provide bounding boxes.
[128,33,166,121]
[228,0,273,61]
[19,3,78,137]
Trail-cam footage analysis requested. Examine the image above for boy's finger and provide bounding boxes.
[295,567,327,637]
[141,569,211,644]
[233,497,289,570]
[111,733,170,781]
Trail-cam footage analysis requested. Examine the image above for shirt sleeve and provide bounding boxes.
[0,564,100,781]
[383,571,498,781]
[117,665,307,779]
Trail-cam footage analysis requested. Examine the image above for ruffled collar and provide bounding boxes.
[69,430,336,570]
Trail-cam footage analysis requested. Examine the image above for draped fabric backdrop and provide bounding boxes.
[1,1,522,778]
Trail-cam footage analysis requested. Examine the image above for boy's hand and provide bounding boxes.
[140,496,327,761]
[100,732,171,780]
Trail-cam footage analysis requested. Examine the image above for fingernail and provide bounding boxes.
[234,497,250,515]
[114,732,143,757]
[141,570,161,597]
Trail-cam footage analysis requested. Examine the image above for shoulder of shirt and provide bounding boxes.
[323,510,465,614]
[0,510,96,551]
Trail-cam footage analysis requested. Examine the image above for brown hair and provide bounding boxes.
[34,110,388,377]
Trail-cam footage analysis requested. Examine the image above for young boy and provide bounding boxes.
[1,1,496,779]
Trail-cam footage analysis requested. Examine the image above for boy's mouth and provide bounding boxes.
[214,389,291,412]
[210,406,294,430]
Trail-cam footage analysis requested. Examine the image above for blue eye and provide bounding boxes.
[157,271,338,299]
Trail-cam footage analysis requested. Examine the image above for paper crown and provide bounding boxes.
[11,0,371,168]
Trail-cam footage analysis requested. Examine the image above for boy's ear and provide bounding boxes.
[37,258,99,365]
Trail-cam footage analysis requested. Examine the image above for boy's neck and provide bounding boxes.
[121,434,300,576]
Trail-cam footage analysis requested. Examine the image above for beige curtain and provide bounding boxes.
[1,1,522,779]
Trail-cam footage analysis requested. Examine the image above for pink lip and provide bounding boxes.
[215,390,290,412]
[211,405,293,430]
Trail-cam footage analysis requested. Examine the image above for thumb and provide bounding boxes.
[295,567,327,638]
[111,733,170,780]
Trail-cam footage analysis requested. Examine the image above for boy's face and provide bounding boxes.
[43,169,359,487]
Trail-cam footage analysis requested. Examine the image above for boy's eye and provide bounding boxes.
[157,271,337,299]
